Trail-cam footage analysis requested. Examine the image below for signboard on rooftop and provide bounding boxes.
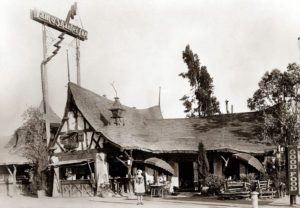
[30,9,88,41]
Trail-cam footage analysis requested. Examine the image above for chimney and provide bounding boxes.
[231,105,233,114]
[225,100,229,114]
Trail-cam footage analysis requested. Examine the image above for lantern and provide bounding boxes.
[109,97,125,125]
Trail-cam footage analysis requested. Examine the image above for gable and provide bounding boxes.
[52,83,274,155]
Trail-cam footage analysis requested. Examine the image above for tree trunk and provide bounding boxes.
[127,163,134,194]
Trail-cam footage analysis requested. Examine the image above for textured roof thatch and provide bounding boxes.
[60,82,273,154]
[0,136,29,165]
[38,102,61,125]
[0,103,61,165]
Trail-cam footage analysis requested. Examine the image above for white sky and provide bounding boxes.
[1,0,300,136]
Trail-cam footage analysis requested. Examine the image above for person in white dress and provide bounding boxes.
[134,169,145,205]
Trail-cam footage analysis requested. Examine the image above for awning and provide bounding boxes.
[144,157,175,175]
[233,153,265,173]
[50,159,93,167]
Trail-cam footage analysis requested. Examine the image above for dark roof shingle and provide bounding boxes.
[66,83,273,154]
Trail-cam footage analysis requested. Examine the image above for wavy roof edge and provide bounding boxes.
[58,83,274,155]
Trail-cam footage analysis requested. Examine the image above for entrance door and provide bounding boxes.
[224,158,240,179]
[179,162,194,191]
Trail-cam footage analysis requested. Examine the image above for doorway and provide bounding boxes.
[179,162,194,191]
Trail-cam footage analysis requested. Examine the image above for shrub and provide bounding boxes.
[97,183,113,198]
[240,173,257,182]
[204,174,225,195]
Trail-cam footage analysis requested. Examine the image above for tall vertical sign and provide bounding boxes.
[288,146,298,195]
[31,4,88,146]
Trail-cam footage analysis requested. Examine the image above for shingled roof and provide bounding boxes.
[38,102,61,125]
[0,136,29,165]
[63,83,273,154]
[1,103,61,165]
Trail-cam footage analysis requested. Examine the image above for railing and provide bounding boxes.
[60,179,94,197]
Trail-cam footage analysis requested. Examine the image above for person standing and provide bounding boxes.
[134,169,145,205]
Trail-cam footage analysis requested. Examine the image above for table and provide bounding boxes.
[150,184,166,198]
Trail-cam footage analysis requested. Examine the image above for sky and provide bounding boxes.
[1,0,300,137]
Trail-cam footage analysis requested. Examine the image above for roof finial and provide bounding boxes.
[158,86,161,106]
[110,82,118,97]
[225,100,229,114]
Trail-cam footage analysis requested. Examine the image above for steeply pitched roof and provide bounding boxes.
[0,136,29,165]
[0,102,61,166]
[68,82,163,128]
[38,102,61,125]
[64,83,273,154]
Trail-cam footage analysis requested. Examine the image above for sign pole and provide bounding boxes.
[41,24,51,145]
[32,3,87,146]
[66,50,70,82]
[76,38,81,86]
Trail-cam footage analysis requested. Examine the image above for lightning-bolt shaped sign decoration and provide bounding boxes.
[45,3,78,63]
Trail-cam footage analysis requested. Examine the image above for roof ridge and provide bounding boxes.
[69,81,114,102]
[68,82,163,111]
[144,111,259,121]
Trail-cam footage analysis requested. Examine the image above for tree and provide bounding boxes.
[247,64,300,205]
[179,45,220,117]
[247,63,300,146]
[17,106,49,191]
[197,142,209,190]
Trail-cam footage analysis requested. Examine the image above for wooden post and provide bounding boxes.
[116,150,134,196]
[41,24,51,146]
[76,38,81,86]
[52,167,60,197]
[94,152,109,191]
[66,50,70,82]
[6,165,17,196]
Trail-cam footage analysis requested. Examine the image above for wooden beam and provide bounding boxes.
[74,110,79,131]
[88,132,94,149]
[59,130,87,135]
[56,141,66,152]
[116,157,127,167]
[6,166,13,177]
[84,132,88,149]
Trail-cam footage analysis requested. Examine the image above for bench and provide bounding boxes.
[219,181,251,199]
[257,180,276,199]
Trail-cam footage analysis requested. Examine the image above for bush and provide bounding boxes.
[97,183,113,198]
[240,173,257,182]
[204,174,225,195]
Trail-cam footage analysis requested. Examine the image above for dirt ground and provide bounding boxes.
[0,195,299,208]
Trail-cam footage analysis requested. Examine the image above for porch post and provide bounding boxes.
[193,162,199,191]
[6,165,17,196]
[52,167,60,197]
[169,160,179,192]
[94,152,109,191]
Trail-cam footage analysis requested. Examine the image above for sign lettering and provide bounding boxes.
[30,9,88,41]
[288,146,298,195]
